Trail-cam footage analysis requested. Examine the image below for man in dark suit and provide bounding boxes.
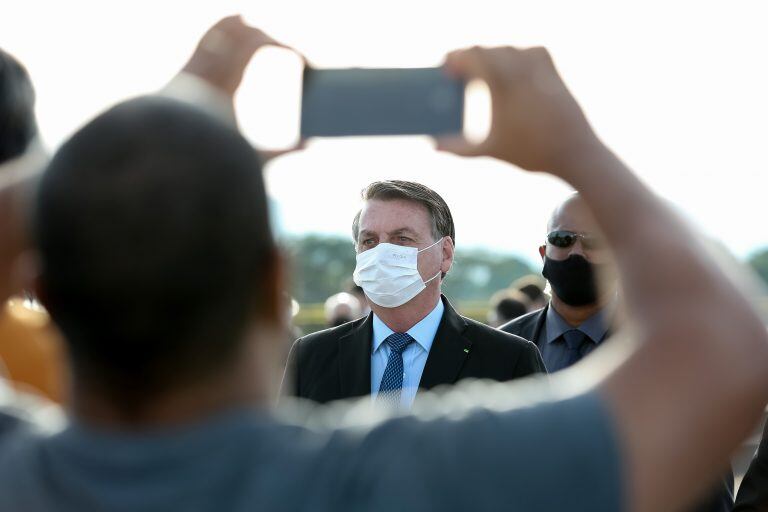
[501,193,734,512]
[734,420,768,511]
[501,194,617,373]
[284,180,545,406]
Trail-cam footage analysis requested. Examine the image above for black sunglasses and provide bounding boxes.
[546,230,605,250]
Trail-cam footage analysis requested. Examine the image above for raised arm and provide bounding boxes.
[164,15,302,161]
[438,46,768,512]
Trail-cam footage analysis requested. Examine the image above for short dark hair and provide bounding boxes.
[0,48,38,164]
[351,180,455,245]
[494,297,528,323]
[35,96,275,407]
[512,275,547,303]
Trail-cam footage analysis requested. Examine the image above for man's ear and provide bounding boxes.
[538,245,546,260]
[441,237,455,274]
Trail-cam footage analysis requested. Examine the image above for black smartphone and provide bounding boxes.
[301,67,464,137]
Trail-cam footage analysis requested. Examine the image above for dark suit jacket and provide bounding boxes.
[734,420,768,511]
[499,305,550,349]
[501,305,734,512]
[283,296,546,403]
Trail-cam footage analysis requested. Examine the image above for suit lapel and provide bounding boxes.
[418,296,472,391]
[338,314,373,398]
[531,304,548,347]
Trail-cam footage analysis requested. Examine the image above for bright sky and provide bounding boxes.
[3,1,767,267]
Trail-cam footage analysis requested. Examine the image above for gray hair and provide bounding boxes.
[351,180,455,246]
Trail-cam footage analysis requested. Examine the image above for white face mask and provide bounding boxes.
[353,238,443,308]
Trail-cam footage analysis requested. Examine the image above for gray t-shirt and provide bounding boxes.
[0,392,622,511]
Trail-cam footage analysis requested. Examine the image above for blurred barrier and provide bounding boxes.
[294,301,490,335]
[295,299,768,335]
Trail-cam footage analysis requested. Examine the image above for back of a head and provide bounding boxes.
[495,296,528,322]
[488,289,529,326]
[0,48,37,164]
[324,292,362,327]
[35,96,275,408]
[512,275,547,304]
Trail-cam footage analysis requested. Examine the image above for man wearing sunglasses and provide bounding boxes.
[501,194,735,512]
[501,194,616,373]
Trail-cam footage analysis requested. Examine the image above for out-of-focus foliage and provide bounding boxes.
[749,248,768,287]
[442,249,535,301]
[283,235,535,304]
[287,237,768,335]
[284,235,357,304]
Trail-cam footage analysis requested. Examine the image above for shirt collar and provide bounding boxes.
[545,302,611,345]
[372,298,444,353]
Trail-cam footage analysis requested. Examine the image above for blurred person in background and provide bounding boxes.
[0,47,43,303]
[487,288,529,327]
[0,48,65,404]
[511,275,548,312]
[0,16,766,512]
[281,293,302,363]
[345,280,371,316]
[283,179,545,408]
[734,421,768,510]
[324,291,363,328]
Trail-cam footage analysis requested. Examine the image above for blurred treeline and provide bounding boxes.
[284,234,535,304]
[751,248,768,286]
[284,235,768,333]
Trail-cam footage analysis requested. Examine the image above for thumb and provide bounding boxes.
[258,139,307,165]
[434,135,484,157]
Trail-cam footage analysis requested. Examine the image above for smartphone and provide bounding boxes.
[301,67,464,137]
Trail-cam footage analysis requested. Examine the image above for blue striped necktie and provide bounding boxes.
[377,332,415,407]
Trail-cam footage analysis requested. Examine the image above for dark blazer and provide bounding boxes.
[734,420,768,511]
[501,304,734,512]
[499,305,550,348]
[283,296,546,404]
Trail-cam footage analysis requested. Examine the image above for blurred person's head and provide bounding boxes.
[34,97,284,423]
[350,181,454,328]
[0,48,46,304]
[487,290,529,327]
[511,275,548,311]
[324,292,362,327]
[0,48,37,165]
[344,278,370,315]
[539,194,617,313]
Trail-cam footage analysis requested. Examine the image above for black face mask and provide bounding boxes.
[542,255,604,307]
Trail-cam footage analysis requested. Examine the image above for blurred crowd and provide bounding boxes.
[0,15,767,512]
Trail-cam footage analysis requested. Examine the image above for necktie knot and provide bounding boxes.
[385,332,414,355]
[563,329,589,351]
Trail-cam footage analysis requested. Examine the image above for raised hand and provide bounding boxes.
[437,46,603,175]
[181,15,287,98]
